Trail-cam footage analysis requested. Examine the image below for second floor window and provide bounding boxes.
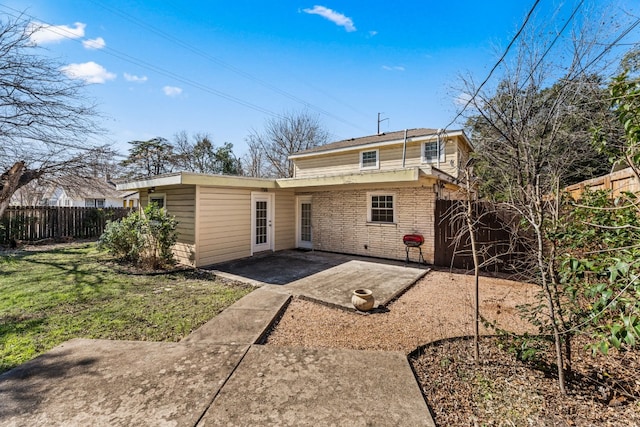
[423,141,445,163]
[360,149,379,169]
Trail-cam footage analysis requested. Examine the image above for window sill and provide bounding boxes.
[366,222,397,227]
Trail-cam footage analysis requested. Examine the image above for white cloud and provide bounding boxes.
[454,92,473,107]
[163,86,183,97]
[303,5,356,32]
[124,73,148,83]
[382,65,405,72]
[60,61,116,84]
[28,21,86,44]
[82,37,106,50]
[368,30,378,37]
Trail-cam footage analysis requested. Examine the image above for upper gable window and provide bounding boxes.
[360,149,379,170]
[422,140,445,163]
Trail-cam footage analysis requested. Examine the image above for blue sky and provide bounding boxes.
[3,1,640,156]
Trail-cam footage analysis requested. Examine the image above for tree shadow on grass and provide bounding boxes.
[2,247,112,293]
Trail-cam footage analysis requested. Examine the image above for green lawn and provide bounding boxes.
[0,243,253,374]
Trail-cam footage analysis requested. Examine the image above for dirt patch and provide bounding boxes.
[264,270,640,425]
[265,270,538,352]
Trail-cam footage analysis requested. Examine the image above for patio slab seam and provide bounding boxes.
[380,267,431,307]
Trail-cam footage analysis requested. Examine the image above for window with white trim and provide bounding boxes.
[360,149,379,170]
[367,193,395,223]
[148,193,166,209]
[85,198,105,208]
[422,140,445,163]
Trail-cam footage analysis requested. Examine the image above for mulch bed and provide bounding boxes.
[410,335,640,426]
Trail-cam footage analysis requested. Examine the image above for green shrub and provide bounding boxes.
[99,204,178,269]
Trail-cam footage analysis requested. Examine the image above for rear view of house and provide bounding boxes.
[117,128,472,267]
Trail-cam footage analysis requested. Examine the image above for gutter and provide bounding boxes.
[402,129,407,168]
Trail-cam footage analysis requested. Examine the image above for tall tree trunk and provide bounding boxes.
[0,161,43,218]
[535,223,566,394]
[464,168,481,362]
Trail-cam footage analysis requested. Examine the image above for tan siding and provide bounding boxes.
[275,190,296,251]
[379,146,405,170]
[138,186,195,244]
[196,187,252,267]
[293,136,469,180]
[294,151,360,178]
[173,242,196,267]
[311,186,436,263]
[164,187,195,244]
[136,186,196,264]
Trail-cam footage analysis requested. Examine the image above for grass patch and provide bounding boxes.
[0,243,253,374]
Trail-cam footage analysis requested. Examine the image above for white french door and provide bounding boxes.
[296,196,313,249]
[251,192,274,254]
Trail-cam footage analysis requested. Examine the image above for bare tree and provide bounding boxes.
[245,111,329,178]
[459,7,630,394]
[241,138,266,178]
[0,15,103,217]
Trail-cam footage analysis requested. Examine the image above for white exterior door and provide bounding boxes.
[251,192,274,254]
[296,196,313,249]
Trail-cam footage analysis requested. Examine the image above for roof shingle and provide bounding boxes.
[293,128,441,156]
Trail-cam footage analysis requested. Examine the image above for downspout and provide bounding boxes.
[436,128,442,169]
[402,129,408,168]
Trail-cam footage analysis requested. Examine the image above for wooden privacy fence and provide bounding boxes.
[565,166,640,200]
[0,207,132,244]
[434,199,526,272]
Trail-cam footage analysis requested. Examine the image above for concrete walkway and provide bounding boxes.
[0,261,435,426]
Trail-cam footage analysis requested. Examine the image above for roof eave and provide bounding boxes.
[288,129,471,160]
[116,172,278,191]
[276,168,421,188]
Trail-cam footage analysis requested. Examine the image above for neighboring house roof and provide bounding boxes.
[43,176,125,200]
[290,128,471,158]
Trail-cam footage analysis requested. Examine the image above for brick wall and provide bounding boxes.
[311,187,436,263]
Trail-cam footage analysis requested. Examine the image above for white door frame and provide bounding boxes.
[251,192,275,255]
[296,195,313,249]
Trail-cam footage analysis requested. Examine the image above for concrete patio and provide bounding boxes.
[0,251,435,426]
[210,249,429,310]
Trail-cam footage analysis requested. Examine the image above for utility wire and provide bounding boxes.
[520,0,584,90]
[0,5,286,120]
[0,4,368,132]
[442,0,541,132]
[87,0,369,132]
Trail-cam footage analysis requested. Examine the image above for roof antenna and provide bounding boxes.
[377,112,389,135]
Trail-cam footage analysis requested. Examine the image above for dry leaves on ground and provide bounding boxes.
[264,270,640,426]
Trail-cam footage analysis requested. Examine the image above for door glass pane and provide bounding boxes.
[301,203,311,242]
[255,200,267,245]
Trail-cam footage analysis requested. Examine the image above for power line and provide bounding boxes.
[521,0,584,89]
[442,0,542,131]
[87,0,369,132]
[0,5,285,119]
[0,4,369,134]
[578,17,640,75]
